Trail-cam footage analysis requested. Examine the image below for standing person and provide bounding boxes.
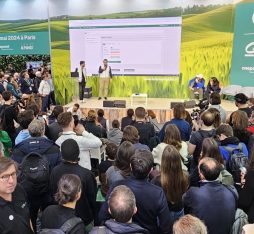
[47,70,56,107]
[98,59,112,100]
[33,71,42,111]
[38,75,51,112]
[78,61,87,103]
[0,157,33,234]
[20,71,33,95]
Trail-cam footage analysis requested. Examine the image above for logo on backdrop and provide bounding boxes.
[245,42,254,57]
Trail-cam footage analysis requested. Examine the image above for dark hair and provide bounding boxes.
[106,142,118,160]
[207,108,221,128]
[199,157,221,181]
[55,174,81,205]
[97,109,104,117]
[122,125,139,144]
[112,119,120,129]
[130,150,154,179]
[160,145,188,203]
[235,93,248,104]
[115,141,135,177]
[164,124,182,151]
[200,138,224,164]
[210,92,221,105]
[127,109,134,118]
[51,105,64,119]
[2,91,12,101]
[173,103,186,119]
[201,110,215,127]
[108,185,136,223]
[17,110,34,129]
[57,112,73,128]
[7,75,12,83]
[216,124,233,137]
[26,103,40,117]
[210,77,219,86]
[74,103,80,109]
[185,110,193,127]
[248,149,254,171]
[135,107,146,119]
[147,110,156,119]
[80,61,85,65]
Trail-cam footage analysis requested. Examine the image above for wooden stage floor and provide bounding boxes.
[64,97,236,124]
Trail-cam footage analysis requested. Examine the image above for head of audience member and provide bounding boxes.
[198,157,221,181]
[55,174,82,207]
[0,157,18,201]
[209,92,221,106]
[173,214,207,234]
[61,139,80,163]
[28,119,45,137]
[49,105,64,120]
[73,103,80,113]
[184,110,193,127]
[108,185,137,223]
[234,93,249,108]
[200,110,216,128]
[13,72,19,81]
[6,75,13,84]
[161,145,188,203]
[173,103,186,120]
[105,142,118,161]
[35,71,41,78]
[0,142,4,157]
[26,103,40,117]
[57,112,74,130]
[126,109,134,118]
[115,141,135,177]
[97,109,105,118]
[135,107,146,121]
[130,149,154,180]
[4,74,9,81]
[231,110,249,130]
[207,108,221,128]
[209,77,219,87]
[200,138,224,165]
[87,110,97,122]
[18,110,34,130]
[122,126,139,144]
[216,124,234,141]
[147,110,156,120]
[80,61,85,68]
[163,124,182,151]
[112,119,120,129]
[2,91,12,102]
[24,72,30,80]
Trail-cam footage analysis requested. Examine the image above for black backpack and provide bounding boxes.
[18,152,50,195]
[222,143,249,183]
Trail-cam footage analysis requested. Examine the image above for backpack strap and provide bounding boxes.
[60,217,83,233]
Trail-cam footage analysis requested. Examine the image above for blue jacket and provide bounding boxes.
[189,77,205,89]
[98,177,171,234]
[7,82,20,99]
[15,129,31,145]
[183,181,236,234]
[159,118,191,142]
[11,137,61,172]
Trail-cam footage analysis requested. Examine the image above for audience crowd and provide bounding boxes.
[0,67,254,234]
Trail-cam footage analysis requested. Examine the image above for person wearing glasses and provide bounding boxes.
[0,157,33,233]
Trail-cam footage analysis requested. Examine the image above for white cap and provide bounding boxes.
[196,74,203,78]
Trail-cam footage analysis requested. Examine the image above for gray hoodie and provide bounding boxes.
[107,128,123,146]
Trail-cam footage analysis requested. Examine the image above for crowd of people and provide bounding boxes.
[1,66,254,234]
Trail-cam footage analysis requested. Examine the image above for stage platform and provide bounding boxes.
[64,97,236,125]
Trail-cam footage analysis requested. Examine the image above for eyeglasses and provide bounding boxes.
[0,172,17,182]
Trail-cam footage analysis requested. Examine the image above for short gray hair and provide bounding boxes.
[173,215,207,234]
[28,119,45,137]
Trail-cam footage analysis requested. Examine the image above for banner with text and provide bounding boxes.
[0,32,50,55]
[230,2,254,86]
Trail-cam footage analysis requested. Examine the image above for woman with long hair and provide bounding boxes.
[152,124,188,171]
[106,141,135,187]
[205,77,221,99]
[152,145,189,224]
[41,174,85,234]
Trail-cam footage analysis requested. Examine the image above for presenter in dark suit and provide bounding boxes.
[78,61,86,102]
[98,59,113,100]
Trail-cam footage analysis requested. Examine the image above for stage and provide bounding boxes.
[64,97,237,125]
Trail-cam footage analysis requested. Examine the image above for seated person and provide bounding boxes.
[205,77,221,99]
[188,74,205,99]
[40,174,85,234]
[233,93,252,118]
[107,119,123,146]
[121,108,135,131]
[97,109,109,131]
[67,103,82,119]
[90,185,147,234]
[209,92,227,123]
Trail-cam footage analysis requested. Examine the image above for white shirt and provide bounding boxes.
[78,66,87,83]
[99,65,111,78]
[38,80,50,96]
[55,130,102,170]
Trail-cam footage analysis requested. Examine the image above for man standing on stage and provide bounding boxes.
[78,61,86,102]
[98,59,113,100]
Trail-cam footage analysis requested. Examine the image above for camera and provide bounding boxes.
[191,98,209,120]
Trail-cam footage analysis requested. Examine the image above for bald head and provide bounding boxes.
[201,110,215,127]
[108,185,136,223]
[198,157,221,181]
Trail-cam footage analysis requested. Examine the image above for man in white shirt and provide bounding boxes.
[38,75,50,112]
[98,59,112,100]
[56,112,102,170]
[78,61,86,102]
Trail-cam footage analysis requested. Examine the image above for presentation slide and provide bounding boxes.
[69,17,182,76]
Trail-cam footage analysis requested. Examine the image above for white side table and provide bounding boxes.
[130,93,148,107]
